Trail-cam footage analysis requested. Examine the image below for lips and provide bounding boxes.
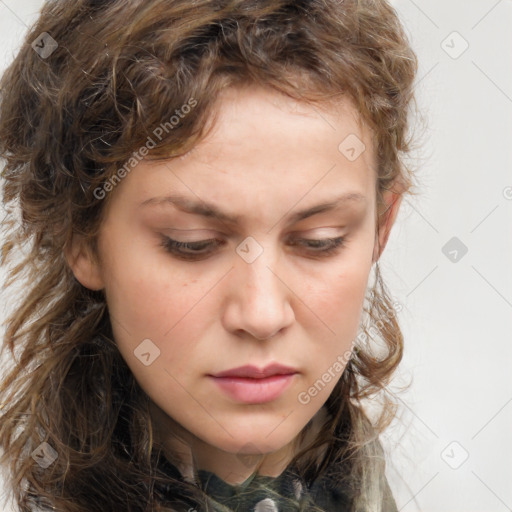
[209,364,298,404]
[211,363,298,379]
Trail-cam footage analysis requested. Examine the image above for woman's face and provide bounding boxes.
[69,85,399,481]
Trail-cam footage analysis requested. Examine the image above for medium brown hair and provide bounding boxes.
[0,0,418,510]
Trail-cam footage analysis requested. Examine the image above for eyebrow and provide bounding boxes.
[138,192,366,225]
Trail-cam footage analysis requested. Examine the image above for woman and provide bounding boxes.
[0,0,418,510]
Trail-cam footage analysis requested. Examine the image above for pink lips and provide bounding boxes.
[209,364,298,404]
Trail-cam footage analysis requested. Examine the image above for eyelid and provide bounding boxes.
[295,226,345,236]
[161,229,219,240]
[162,226,345,238]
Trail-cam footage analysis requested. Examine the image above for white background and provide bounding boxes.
[0,1,511,511]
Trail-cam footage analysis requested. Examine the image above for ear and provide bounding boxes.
[65,234,105,290]
[372,186,404,263]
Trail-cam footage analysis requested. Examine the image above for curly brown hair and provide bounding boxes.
[0,0,418,510]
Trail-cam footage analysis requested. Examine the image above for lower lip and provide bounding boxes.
[210,374,296,404]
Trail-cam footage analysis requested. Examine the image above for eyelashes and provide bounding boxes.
[161,238,223,260]
[159,236,346,261]
[287,236,345,256]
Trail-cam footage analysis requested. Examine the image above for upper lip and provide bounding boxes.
[211,364,298,379]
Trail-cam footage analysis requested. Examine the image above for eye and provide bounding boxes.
[159,235,346,261]
[160,237,224,261]
[288,236,346,257]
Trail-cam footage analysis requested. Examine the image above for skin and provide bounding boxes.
[66,85,403,485]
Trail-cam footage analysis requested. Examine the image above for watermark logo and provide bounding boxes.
[442,236,468,263]
[31,32,58,59]
[441,441,469,469]
[297,343,356,405]
[236,236,264,264]
[31,442,58,469]
[297,301,402,405]
[134,338,161,366]
[338,133,366,162]
[441,31,469,60]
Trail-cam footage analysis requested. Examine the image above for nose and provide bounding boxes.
[221,245,295,341]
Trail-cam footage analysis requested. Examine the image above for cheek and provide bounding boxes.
[99,232,209,339]
[296,265,371,405]
[106,270,208,338]
[102,259,213,392]
[302,244,373,359]
[313,272,369,357]
[306,247,372,323]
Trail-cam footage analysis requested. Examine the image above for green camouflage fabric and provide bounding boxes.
[158,456,398,512]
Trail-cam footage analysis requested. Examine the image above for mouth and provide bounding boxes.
[209,364,298,404]
[211,363,298,379]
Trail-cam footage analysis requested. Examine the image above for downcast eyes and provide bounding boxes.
[159,236,346,261]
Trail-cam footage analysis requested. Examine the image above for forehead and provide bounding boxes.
[109,85,377,224]
[193,85,373,165]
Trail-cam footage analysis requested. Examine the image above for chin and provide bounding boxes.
[206,424,300,457]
